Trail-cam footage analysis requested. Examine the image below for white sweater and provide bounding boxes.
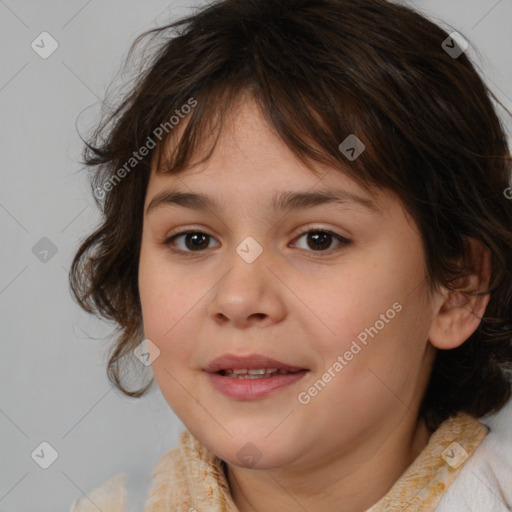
[435,399,512,511]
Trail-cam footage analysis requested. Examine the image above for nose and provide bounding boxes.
[207,243,287,329]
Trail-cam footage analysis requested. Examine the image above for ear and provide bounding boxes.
[429,238,492,350]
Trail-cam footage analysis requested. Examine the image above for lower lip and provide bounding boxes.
[206,370,308,400]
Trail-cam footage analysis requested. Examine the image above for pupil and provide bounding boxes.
[186,233,209,251]
[308,232,331,250]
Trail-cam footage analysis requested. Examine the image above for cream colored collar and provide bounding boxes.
[143,413,487,512]
[70,412,488,512]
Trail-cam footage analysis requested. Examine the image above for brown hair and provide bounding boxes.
[70,0,512,431]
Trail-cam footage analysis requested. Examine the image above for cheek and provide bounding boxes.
[138,253,197,407]
[138,248,193,381]
[297,251,430,391]
[290,259,407,354]
[139,245,188,334]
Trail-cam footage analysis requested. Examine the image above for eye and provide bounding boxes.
[164,231,220,253]
[164,227,352,255]
[291,228,351,253]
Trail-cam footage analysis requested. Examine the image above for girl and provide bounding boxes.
[69,0,512,510]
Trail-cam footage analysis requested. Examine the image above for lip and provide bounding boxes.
[206,370,309,400]
[204,353,307,373]
[203,353,309,400]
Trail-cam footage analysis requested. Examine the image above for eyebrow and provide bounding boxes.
[145,188,380,216]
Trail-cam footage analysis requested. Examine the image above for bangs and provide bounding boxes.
[151,82,383,198]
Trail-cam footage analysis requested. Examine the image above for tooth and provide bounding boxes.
[219,367,303,379]
[223,369,293,378]
[225,368,282,375]
[227,374,273,379]
[247,369,267,375]
[220,367,300,376]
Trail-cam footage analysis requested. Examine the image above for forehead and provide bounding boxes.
[144,98,407,224]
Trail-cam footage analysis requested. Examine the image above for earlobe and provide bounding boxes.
[428,238,492,350]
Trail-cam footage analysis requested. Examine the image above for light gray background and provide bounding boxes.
[1,1,511,511]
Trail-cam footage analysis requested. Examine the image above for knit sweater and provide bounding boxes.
[69,411,512,511]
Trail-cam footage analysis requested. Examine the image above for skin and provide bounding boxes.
[138,98,491,512]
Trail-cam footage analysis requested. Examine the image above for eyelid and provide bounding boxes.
[291,223,351,242]
[163,225,219,247]
[164,224,215,240]
[290,224,352,252]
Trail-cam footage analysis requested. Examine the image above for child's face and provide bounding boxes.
[139,99,438,470]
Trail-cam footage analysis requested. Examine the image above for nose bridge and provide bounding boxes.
[221,235,268,298]
[209,235,280,325]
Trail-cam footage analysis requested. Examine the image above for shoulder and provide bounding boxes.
[69,473,126,512]
[68,431,192,512]
[436,400,512,511]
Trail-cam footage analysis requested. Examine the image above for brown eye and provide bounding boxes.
[292,229,351,253]
[165,231,219,252]
[184,233,210,251]
[164,228,351,256]
[306,232,333,251]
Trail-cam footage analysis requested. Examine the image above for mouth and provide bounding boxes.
[204,353,308,374]
[204,353,309,400]
[217,368,304,379]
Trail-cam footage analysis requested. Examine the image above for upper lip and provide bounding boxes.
[204,353,307,373]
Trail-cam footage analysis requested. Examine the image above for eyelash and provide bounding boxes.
[163,226,352,255]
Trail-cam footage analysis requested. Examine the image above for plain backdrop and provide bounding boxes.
[1,1,511,511]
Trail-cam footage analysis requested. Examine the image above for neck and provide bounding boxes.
[225,415,432,512]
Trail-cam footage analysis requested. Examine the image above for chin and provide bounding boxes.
[218,444,297,471]
[191,425,302,471]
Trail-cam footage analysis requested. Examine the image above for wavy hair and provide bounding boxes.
[69,0,512,431]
